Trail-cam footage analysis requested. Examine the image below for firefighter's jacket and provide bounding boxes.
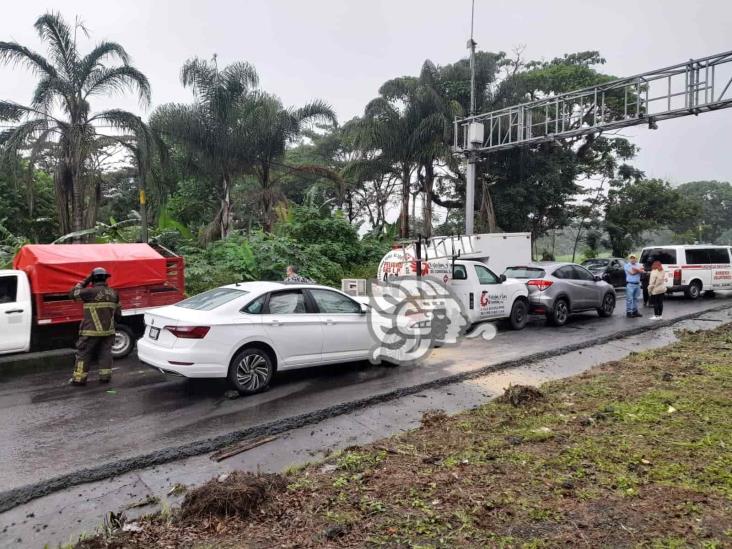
[69,283,122,337]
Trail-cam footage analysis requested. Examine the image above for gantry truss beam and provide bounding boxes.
[454,50,732,154]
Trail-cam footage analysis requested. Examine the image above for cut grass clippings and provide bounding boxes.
[78,325,732,548]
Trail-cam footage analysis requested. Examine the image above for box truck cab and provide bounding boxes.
[0,244,185,358]
[639,245,732,299]
[376,233,532,329]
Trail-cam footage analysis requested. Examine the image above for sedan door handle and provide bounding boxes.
[5,309,23,314]
[268,319,281,326]
[325,318,335,325]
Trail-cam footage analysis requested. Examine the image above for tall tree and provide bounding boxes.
[674,180,732,243]
[151,57,259,241]
[238,92,337,232]
[604,178,699,256]
[0,12,151,233]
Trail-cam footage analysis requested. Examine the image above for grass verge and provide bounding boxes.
[79,325,732,548]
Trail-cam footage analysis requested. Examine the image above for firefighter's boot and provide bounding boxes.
[69,360,88,386]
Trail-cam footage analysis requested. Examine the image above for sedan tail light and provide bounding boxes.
[527,279,553,291]
[165,326,210,339]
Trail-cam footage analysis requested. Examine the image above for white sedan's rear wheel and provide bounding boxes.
[228,347,274,395]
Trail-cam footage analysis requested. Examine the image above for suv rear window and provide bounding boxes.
[176,288,249,311]
[504,267,545,279]
[640,248,677,266]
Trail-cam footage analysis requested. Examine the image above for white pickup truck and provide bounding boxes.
[371,233,532,330]
[374,254,530,330]
[1,243,186,358]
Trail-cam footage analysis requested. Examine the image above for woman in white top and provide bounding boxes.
[647,260,666,320]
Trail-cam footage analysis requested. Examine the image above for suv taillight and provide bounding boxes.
[673,269,682,286]
[527,279,553,291]
[165,326,210,339]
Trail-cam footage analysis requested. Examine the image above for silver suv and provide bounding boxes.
[504,262,616,326]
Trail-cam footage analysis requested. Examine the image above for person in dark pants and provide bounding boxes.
[647,260,666,320]
[624,255,645,318]
[69,267,121,386]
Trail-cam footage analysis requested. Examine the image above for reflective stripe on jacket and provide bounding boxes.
[70,283,121,337]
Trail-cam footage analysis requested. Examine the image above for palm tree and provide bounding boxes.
[239,92,337,232]
[376,62,461,239]
[359,83,420,239]
[151,57,258,241]
[0,12,151,234]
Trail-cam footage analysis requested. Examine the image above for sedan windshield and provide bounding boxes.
[176,288,249,311]
[504,267,546,279]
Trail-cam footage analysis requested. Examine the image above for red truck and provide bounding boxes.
[0,243,185,358]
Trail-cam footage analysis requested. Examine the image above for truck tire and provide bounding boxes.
[685,280,702,300]
[112,324,135,359]
[547,298,570,327]
[228,347,275,395]
[508,299,528,330]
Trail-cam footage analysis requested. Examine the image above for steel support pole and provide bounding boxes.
[465,154,476,235]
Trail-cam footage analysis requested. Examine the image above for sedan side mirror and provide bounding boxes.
[595,274,603,282]
[499,274,507,283]
[360,303,369,314]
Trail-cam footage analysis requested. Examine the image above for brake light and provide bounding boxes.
[673,269,682,285]
[165,326,210,339]
[527,279,553,291]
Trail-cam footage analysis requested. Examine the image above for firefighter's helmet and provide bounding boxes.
[91,267,111,282]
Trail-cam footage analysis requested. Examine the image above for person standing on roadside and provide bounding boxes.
[624,255,645,318]
[69,267,121,386]
[283,265,315,284]
[647,260,666,320]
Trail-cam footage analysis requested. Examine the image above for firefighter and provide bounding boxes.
[69,267,121,386]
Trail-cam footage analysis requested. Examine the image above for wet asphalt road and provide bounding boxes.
[0,293,729,498]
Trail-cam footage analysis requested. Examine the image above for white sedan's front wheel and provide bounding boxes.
[228,347,274,395]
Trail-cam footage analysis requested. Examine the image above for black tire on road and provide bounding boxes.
[112,324,135,359]
[597,293,616,317]
[508,299,528,330]
[547,298,570,327]
[685,280,702,300]
[228,347,275,395]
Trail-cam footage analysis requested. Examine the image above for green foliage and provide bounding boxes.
[673,181,732,243]
[0,163,57,243]
[604,179,700,256]
[181,206,390,295]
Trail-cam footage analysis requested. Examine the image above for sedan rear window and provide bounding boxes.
[504,267,545,279]
[176,288,249,311]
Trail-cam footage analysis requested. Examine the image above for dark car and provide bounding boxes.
[581,258,626,288]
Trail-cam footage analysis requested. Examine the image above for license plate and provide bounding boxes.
[149,327,160,340]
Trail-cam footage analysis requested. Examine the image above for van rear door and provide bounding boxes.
[708,247,732,289]
[0,271,32,354]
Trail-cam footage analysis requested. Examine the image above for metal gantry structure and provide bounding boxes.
[454,50,732,233]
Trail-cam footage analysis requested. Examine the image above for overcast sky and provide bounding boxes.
[1,0,731,185]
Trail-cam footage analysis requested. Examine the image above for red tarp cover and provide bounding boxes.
[13,244,168,294]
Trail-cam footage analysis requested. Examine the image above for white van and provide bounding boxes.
[639,245,732,299]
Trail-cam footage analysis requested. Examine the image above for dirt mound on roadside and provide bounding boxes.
[180,472,286,521]
[421,409,448,427]
[499,384,545,407]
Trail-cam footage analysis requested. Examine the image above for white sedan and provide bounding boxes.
[136,282,376,395]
